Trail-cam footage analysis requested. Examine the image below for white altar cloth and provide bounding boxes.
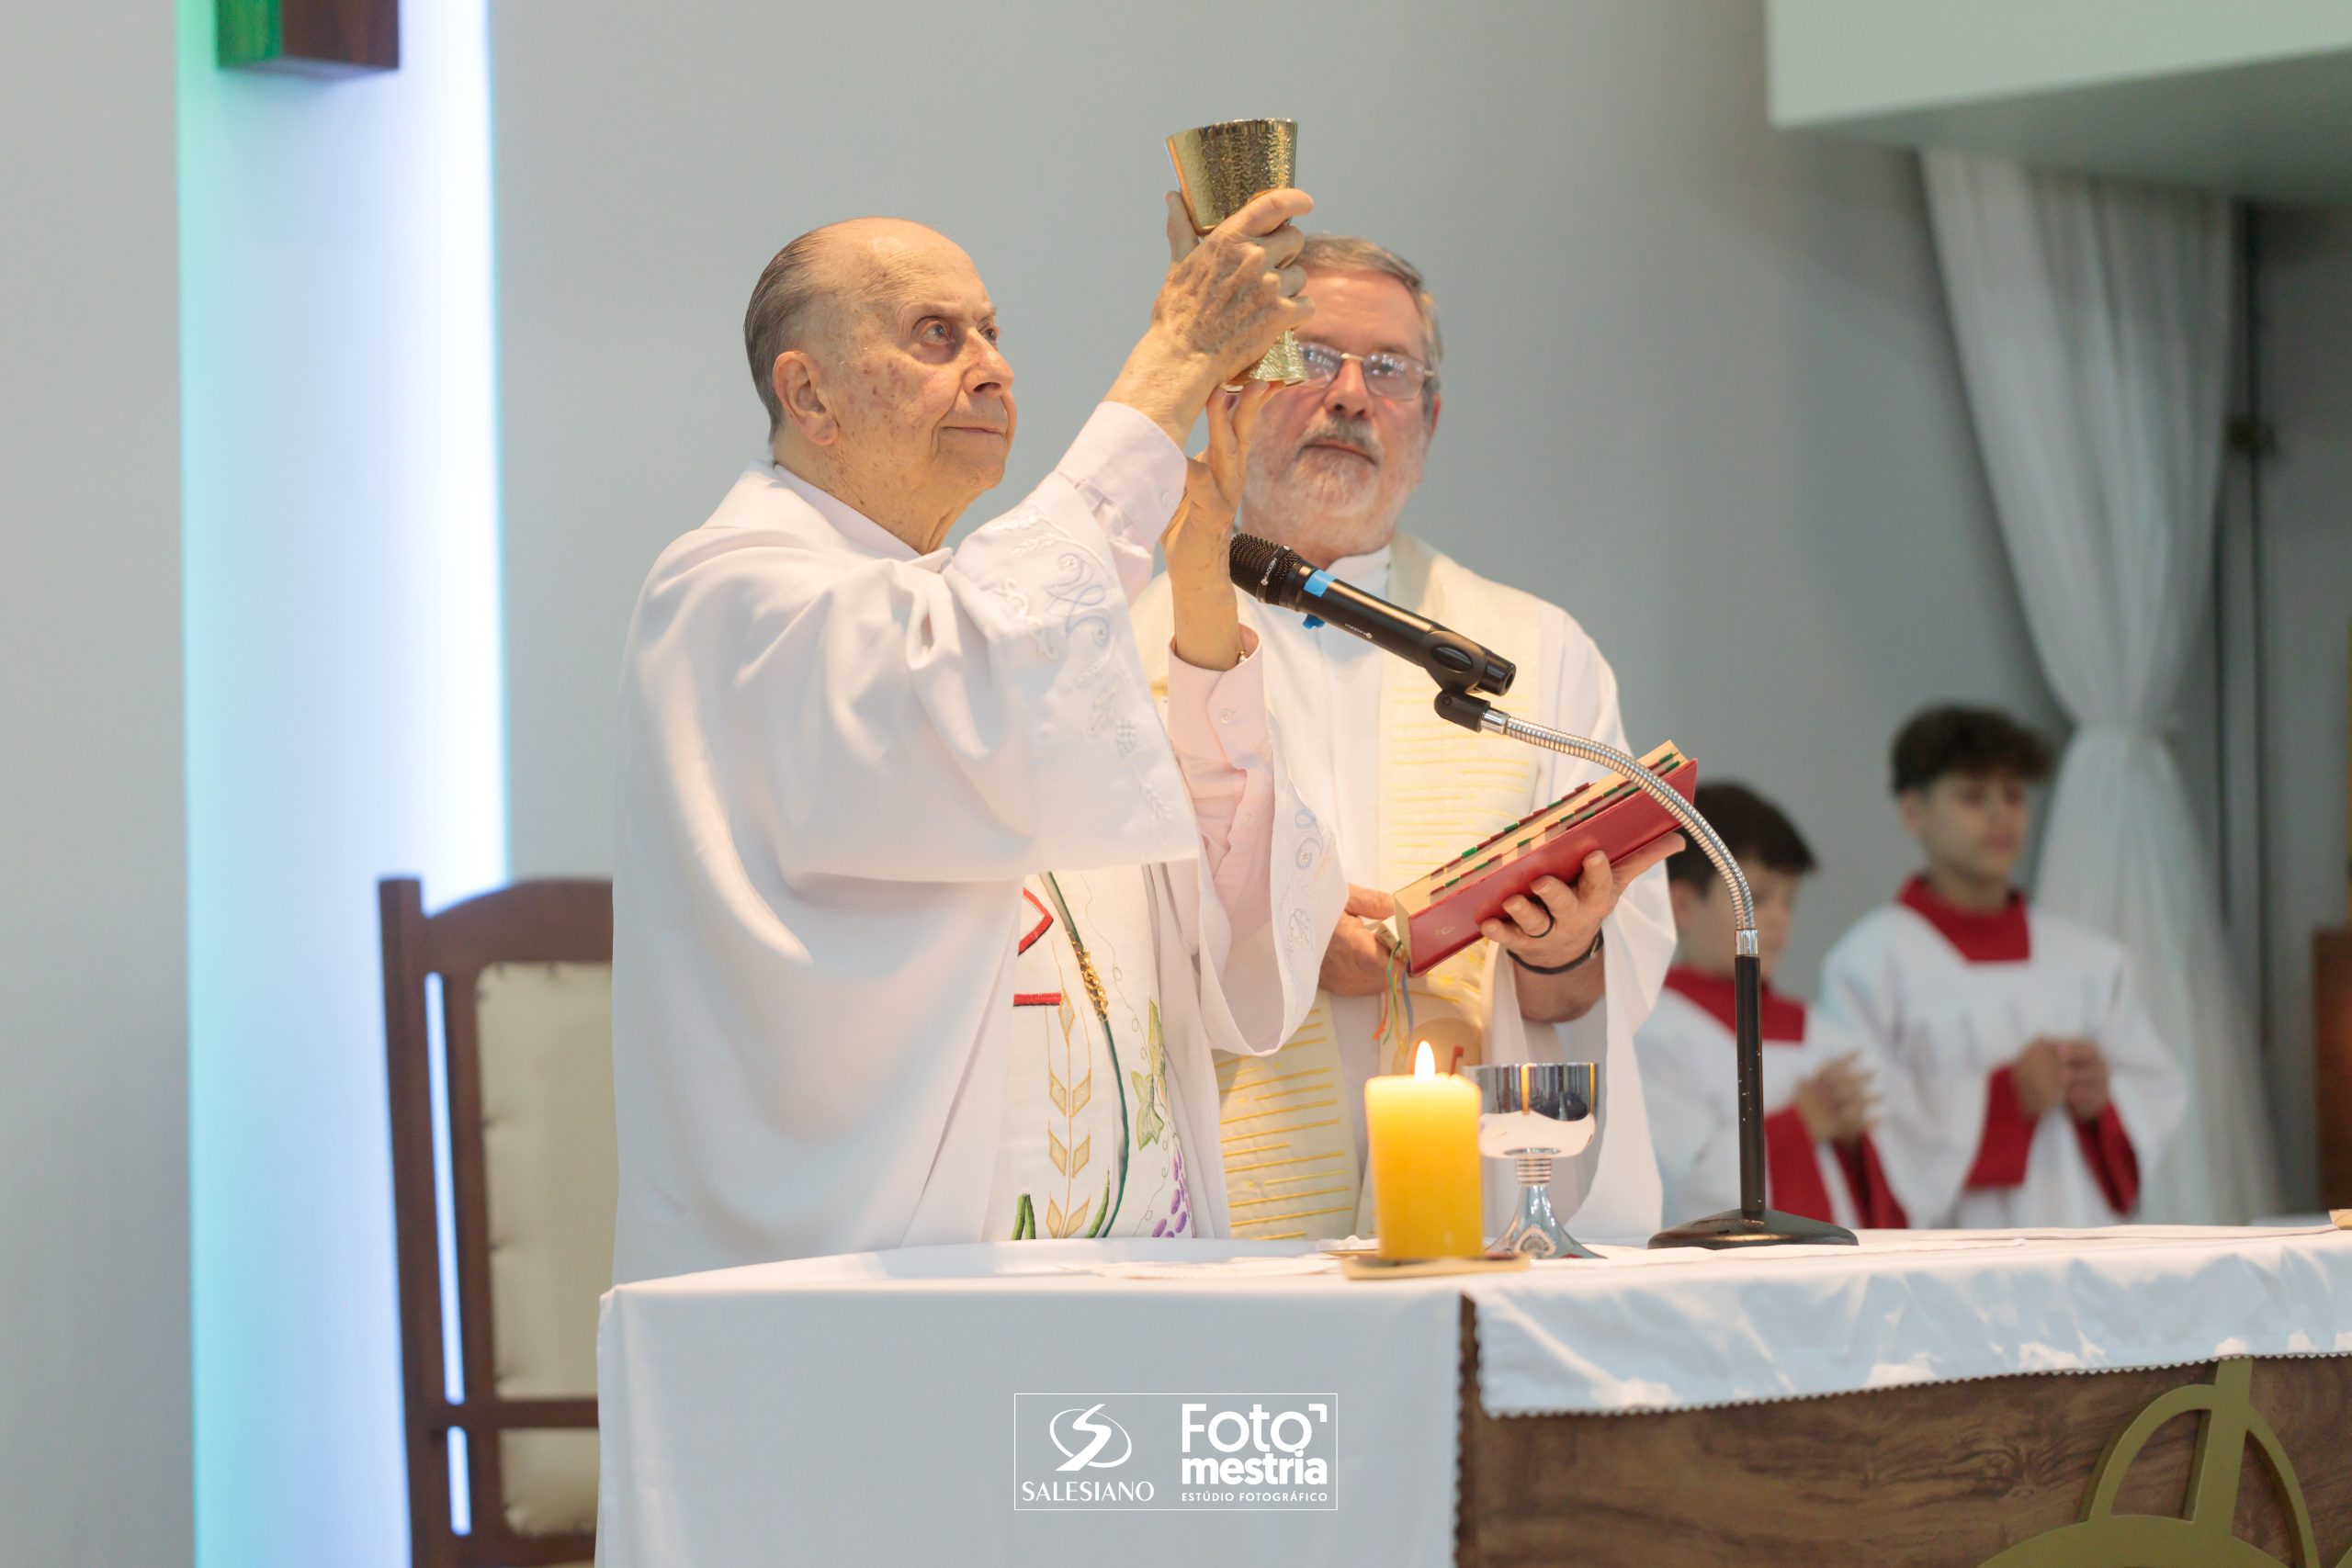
[594,1239,1464,1568]
[1465,1224,2352,1416]
[594,1226,2352,1568]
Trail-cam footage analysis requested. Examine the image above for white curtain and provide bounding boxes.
[1922,151,2278,1224]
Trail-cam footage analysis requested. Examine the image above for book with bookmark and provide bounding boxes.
[1390,741,1696,976]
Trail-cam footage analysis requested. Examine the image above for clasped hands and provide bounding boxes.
[1794,1053,1879,1146]
[2012,1034,2111,1122]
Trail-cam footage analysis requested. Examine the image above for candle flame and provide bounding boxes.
[1414,1040,1435,1078]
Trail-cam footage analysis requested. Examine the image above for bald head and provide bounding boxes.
[743,218,969,435]
[745,215,1015,552]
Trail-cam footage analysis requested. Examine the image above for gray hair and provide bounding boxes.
[743,231,831,437]
[1298,233,1443,392]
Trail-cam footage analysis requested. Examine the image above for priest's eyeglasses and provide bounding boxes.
[1295,341,1439,401]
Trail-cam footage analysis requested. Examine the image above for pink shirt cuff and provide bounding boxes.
[1163,625,1275,939]
[1051,401,1187,604]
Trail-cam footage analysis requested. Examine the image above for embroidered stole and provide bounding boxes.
[1216,534,1548,1240]
[989,872,1193,1241]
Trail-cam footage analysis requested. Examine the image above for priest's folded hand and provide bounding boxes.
[1320,884,1397,998]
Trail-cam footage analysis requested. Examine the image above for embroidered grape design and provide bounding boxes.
[1153,1145,1192,1238]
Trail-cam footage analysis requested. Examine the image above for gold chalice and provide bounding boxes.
[1166,118,1307,386]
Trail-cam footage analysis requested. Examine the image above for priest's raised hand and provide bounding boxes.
[1162,380,1273,673]
[1106,186,1314,448]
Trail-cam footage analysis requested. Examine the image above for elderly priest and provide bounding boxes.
[610,200,1347,1284]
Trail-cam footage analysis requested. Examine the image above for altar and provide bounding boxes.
[594,1226,2352,1567]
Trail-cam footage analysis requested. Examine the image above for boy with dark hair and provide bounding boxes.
[1819,705,2184,1227]
[1638,783,1910,1229]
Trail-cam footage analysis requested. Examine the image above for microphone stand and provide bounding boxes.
[1431,687,1857,1249]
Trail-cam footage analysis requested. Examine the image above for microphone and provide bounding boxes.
[1227,533,1516,697]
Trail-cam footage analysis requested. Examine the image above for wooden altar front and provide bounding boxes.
[1455,1302,2352,1567]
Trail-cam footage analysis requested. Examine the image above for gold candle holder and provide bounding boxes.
[1166,118,1307,386]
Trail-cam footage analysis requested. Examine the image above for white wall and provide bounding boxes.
[179,2,503,1563]
[492,0,2059,994]
[0,2,189,1562]
[2249,207,2352,1208]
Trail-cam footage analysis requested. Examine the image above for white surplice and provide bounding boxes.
[1136,535,1675,1243]
[1817,880,2187,1229]
[610,403,1342,1284]
[1637,968,1911,1231]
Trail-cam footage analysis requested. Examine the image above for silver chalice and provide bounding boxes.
[1468,1061,1600,1259]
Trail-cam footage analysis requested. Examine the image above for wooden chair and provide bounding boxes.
[379,876,616,1568]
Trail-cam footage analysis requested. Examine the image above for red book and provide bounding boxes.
[1394,742,1695,976]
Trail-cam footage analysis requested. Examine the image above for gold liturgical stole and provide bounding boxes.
[1216,534,1548,1241]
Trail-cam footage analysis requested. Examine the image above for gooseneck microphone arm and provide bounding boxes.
[1429,687,1858,1252]
[1227,533,1516,698]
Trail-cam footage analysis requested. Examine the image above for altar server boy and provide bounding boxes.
[1639,784,1909,1229]
[1818,705,2185,1227]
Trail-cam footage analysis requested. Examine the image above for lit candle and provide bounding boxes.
[1364,1041,1485,1258]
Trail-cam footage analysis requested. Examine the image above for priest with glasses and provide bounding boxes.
[1136,232,1679,1246]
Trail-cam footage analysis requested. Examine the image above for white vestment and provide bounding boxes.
[611,404,1342,1283]
[1135,533,1675,1244]
[1637,968,1911,1230]
[1817,881,2187,1228]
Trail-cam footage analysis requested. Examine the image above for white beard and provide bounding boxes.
[1244,445,1421,565]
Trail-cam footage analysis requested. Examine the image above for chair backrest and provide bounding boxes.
[380,876,615,1568]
